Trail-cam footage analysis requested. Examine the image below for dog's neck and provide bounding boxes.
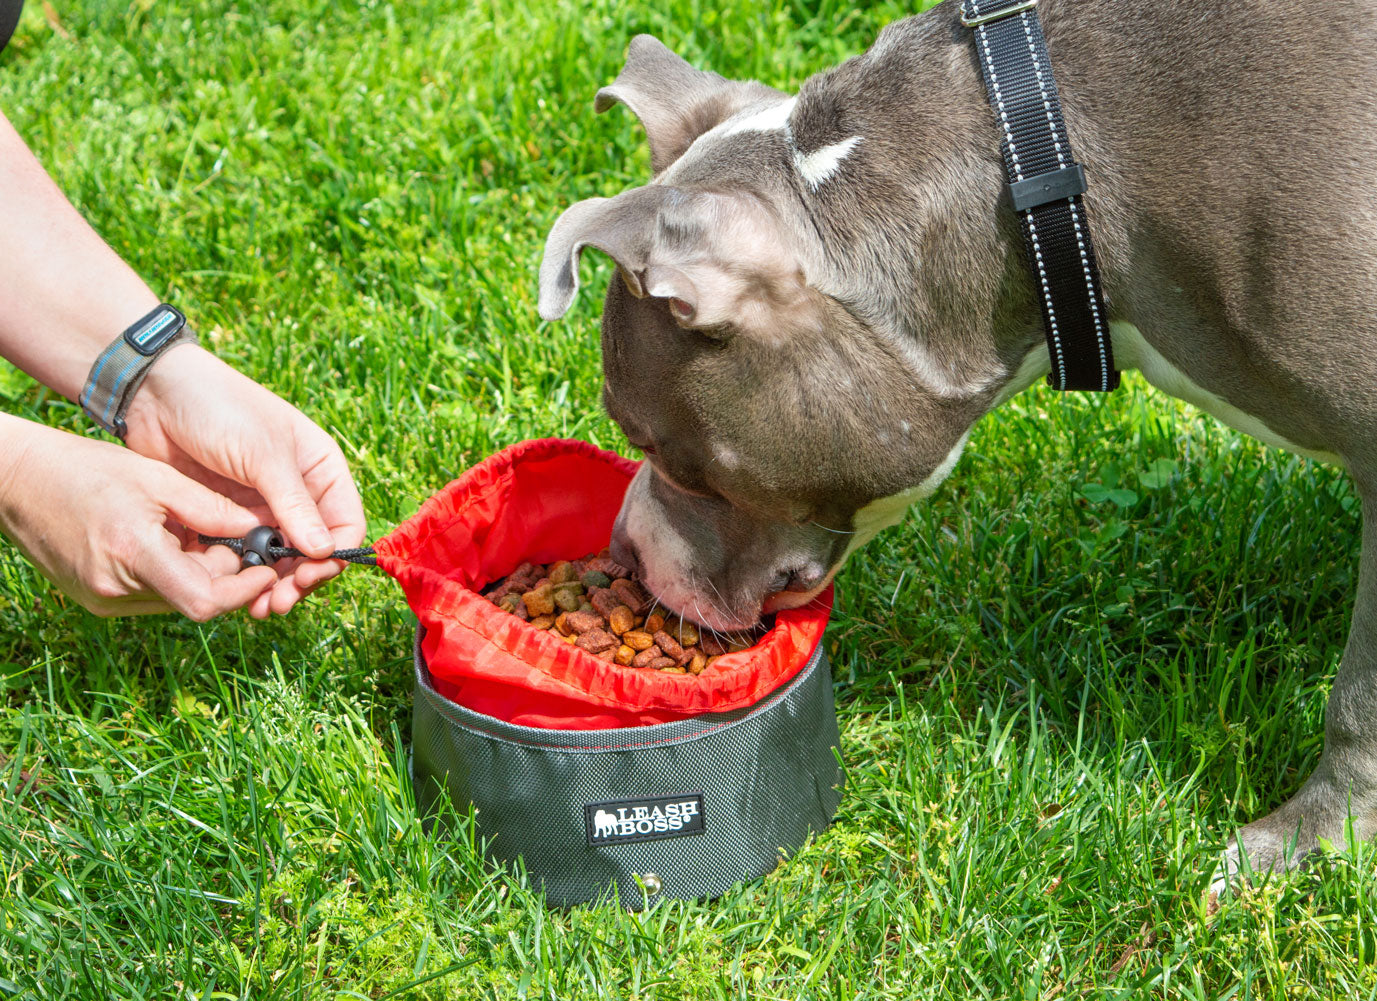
[789,1,1129,405]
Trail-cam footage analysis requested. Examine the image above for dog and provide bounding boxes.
[537,0,1377,880]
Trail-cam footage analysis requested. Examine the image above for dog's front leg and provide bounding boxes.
[1221,488,1377,883]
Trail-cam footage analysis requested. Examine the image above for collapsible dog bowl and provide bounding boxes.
[374,439,843,908]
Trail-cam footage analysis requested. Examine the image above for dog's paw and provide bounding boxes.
[1209,774,1374,895]
[1211,817,1314,896]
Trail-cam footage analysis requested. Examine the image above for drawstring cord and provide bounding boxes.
[199,526,377,568]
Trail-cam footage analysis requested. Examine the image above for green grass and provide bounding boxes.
[0,0,1371,997]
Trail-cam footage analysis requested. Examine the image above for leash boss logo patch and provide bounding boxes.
[585,793,705,846]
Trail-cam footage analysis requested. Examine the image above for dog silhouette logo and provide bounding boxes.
[586,794,705,845]
[592,809,618,838]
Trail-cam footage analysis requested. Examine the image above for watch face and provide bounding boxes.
[124,305,186,355]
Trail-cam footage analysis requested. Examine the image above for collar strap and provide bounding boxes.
[961,0,1119,392]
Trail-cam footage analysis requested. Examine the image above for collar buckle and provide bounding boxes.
[960,0,1039,29]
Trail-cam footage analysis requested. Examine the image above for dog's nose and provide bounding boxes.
[609,529,641,577]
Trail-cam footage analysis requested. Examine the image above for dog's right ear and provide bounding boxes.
[540,185,817,345]
[538,186,674,321]
[595,35,783,174]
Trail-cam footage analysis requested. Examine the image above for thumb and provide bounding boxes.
[253,458,334,559]
[137,532,279,622]
[156,467,262,538]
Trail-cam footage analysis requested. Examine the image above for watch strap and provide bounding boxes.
[79,304,198,439]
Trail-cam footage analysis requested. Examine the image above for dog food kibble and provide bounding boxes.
[653,630,686,663]
[580,569,611,589]
[632,646,664,668]
[576,628,619,654]
[608,605,636,635]
[482,548,761,673]
[549,561,579,585]
[522,585,556,617]
[589,588,623,619]
[563,610,603,633]
[553,585,584,612]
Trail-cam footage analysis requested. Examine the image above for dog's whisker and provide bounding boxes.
[702,576,737,636]
[810,520,856,536]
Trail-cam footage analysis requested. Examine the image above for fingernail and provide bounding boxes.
[308,528,333,552]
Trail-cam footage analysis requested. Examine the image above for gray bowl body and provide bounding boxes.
[412,627,844,907]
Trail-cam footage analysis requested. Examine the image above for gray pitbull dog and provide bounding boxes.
[537,0,1377,879]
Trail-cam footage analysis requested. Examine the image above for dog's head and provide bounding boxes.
[539,33,1036,629]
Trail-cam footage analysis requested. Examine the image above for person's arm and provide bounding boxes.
[0,111,160,401]
[0,109,365,617]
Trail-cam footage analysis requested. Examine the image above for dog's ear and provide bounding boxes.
[538,185,675,321]
[595,35,783,174]
[539,185,817,344]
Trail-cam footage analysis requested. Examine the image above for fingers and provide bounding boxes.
[185,544,244,577]
[197,547,346,620]
[293,433,366,550]
[87,596,177,617]
[162,447,355,618]
[309,461,367,549]
[135,532,278,621]
[270,575,321,616]
[252,558,334,618]
[246,573,321,619]
[157,466,262,539]
[293,557,346,592]
[203,564,283,618]
[256,457,336,559]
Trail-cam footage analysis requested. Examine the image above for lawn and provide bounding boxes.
[0,0,1372,998]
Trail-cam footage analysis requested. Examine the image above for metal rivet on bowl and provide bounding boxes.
[640,873,662,895]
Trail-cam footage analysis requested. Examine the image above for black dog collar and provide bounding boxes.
[961,0,1119,392]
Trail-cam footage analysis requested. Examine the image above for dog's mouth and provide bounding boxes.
[612,461,847,632]
[761,578,833,615]
[640,565,835,634]
[637,570,759,633]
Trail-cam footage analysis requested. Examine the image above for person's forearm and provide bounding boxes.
[0,110,160,401]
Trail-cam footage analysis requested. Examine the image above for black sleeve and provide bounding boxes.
[0,0,23,58]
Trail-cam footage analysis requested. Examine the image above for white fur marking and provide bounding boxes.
[620,471,706,617]
[720,97,798,137]
[994,343,1053,405]
[844,432,971,560]
[794,136,862,189]
[1110,322,1345,466]
[664,97,799,182]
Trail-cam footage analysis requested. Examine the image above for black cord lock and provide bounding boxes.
[197,527,379,568]
[240,526,285,569]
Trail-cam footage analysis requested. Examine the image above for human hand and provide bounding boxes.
[0,415,280,618]
[122,345,366,618]
[0,111,361,616]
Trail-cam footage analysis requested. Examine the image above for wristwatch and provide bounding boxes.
[79,304,198,440]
